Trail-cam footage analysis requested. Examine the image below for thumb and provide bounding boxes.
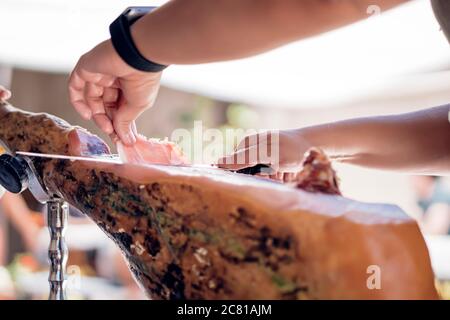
[113,111,138,145]
[0,86,11,101]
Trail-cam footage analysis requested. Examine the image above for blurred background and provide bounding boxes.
[0,0,449,299]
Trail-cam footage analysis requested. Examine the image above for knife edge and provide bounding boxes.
[15,151,123,164]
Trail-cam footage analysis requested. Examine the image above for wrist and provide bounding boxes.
[97,39,136,75]
[105,39,128,70]
[129,18,170,66]
[296,126,336,157]
[101,39,162,80]
[109,7,168,72]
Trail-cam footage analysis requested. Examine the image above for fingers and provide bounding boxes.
[69,62,118,135]
[111,73,161,146]
[236,132,270,150]
[219,132,269,170]
[93,113,114,134]
[112,108,138,145]
[131,121,138,136]
[218,146,261,170]
[218,132,300,184]
[269,172,284,181]
[110,120,139,145]
[0,86,11,101]
[103,87,119,108]
[112,91,148,145]
[68,49,116,118]
[283,172,297,182]
[85,82,105,115]
[68,68,92,120]
[69,42,161,146]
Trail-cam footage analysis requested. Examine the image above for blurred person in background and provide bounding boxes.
[411,176,450,235]
[0,190,144,299]
[0,192,42,254]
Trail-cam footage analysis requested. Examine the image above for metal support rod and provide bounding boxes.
[47,199,68,300]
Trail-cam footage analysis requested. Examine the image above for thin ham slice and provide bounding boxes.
[117,135,189,166]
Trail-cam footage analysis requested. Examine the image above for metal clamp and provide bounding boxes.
[47,199,68,300]
[0,150,69,300]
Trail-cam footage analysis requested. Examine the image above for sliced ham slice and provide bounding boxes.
[117,135,189,165]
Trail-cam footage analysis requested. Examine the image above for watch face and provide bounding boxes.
[123,6,156,24]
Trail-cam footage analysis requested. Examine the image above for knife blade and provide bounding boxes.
[15,151,219,169]
[16,151,123,164]
[15,151,273,174]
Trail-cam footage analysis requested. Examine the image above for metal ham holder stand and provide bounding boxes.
[0,142,68,300]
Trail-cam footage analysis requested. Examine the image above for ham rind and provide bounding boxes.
[0,102,439,300]
[69,129,111,156]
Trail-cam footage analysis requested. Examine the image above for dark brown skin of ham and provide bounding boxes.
[0,103,439,300]
[0,103,303,299]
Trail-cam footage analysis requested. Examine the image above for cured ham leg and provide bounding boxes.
[0,101,439,299]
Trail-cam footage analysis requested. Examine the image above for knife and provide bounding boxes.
[16,151,274,174]
[16,151,123,164]
[15,151,219,169]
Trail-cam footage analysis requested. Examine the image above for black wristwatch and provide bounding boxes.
[109,7,168,72]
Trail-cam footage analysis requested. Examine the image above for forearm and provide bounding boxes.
[131,0,407,65]
[301,105,450,174]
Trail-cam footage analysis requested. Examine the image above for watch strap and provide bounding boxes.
[109,12,167,72]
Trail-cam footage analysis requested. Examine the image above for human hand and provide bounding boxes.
[218,129,313,181]
[68,39,162,145]
[0,86,11,102]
